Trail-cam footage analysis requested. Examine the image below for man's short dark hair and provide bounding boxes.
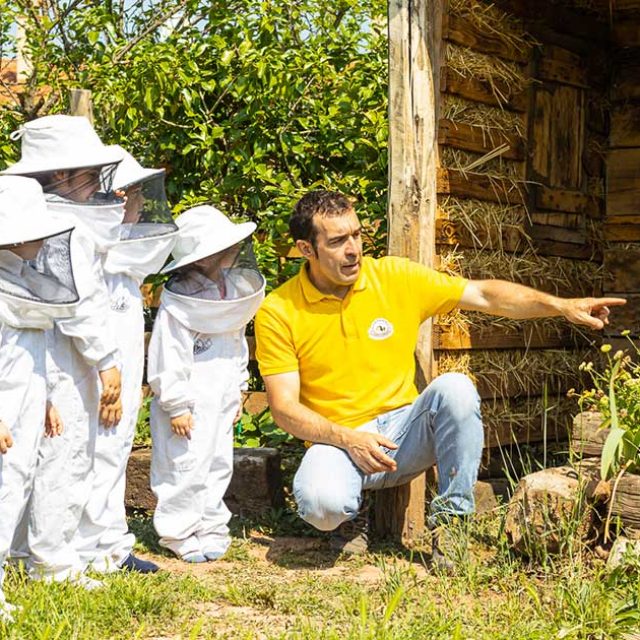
[289,190,353,248]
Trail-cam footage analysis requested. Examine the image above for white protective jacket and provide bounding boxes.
[75,223,177,572]
[148,268,264,558]
[24,196,124,581]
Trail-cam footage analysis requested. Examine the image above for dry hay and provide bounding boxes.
[438,247,604,297]
[446,43,529,106]
[442,95,526,138]
[436,308,587,343]
[440,147,524,181]
[448,0,538,50]
[436,348,589,399]
[481,394,576,447]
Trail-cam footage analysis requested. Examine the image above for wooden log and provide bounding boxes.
[533,239,600,261]
[536,185,601,217]
[530,212,584,229]
[611,472,640,533]
[442,13,530,63]
[504,460,604,557]
[438,118,525,160]
[604,245,640,294]
[437,168,526,204]
[536,48,588,89]
[610,103,640,149]
[125,447,284,515]
[242,390,268,414]
[433,323,581,351]
[382,0,444,544]
[604,224,640,242]
[440,67,528,112]
[69,88,94,123]
[607,149,640,217]
[570,411,608,458]
[529,224,587,246]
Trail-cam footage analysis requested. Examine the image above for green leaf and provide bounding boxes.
[601,427,626,480]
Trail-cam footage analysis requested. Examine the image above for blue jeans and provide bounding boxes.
[293,373,483,531]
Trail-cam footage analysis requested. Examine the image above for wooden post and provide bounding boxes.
[374,0,443,545]
[69,88,94,124]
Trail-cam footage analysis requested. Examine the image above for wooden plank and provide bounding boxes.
[603,293,640,336]
[607,149,640,217]
[610,103,640,149]
[384,0,445,544]
[533,239,600,261]
[530,212,583,229]
[604,224,640,242]
[536,185,601,217]
[536,46,589,89]
[440,67,528,112]
[612,21,640,48]
[530,85,584,189]
[433,323,582,350]
[435,217,530,253]
[438,118,525,160]
[529,224,587,245]
[475,373,580,401]
[604,245,640,294]
[485,411,572,449]
[442,12,530,63]
[612,59,640,103]
[437,168,526,204]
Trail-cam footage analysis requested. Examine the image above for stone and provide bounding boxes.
[474,478,511,514]
[125,446,284,516]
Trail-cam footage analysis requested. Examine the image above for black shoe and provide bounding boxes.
[120,554,159,574]
[329,494,370,556]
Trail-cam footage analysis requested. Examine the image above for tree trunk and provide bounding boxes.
[375,0,443,545]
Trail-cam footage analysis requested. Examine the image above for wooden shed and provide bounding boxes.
[379,0,640,538]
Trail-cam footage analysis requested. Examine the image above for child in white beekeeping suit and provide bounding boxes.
[0,176,80,622]
[148,205,265,562]
[1,115,124,588]
[74,147,178,574]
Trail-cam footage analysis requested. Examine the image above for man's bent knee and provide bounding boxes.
[293,480,360,532]
[428,373,479,414]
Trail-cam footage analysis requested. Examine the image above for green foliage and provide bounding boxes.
[0,0,390,284]
[134,394,152,447]
[576,335,640,479]
[235,407,295,448]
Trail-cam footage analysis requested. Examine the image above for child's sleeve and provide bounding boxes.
[0,326,35,428]
[239,333,250,392]
[147,307,195,417]
[53,229,120,372]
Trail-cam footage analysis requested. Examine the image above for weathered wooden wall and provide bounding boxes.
[434,0,610,469]
[605,9,640,340]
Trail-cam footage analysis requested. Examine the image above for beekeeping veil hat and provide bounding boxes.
[161,205,265,334]
[1,115,124,176]
[0,176,79,329]
[1,115,126,254]
[103,145,178,281]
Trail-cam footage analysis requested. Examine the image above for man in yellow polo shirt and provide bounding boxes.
[255,190,624,565]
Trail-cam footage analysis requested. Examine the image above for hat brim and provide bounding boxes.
[162,221,256,274]
[1,216,74,246]
[113,167,164,191]
[1,147,125,176]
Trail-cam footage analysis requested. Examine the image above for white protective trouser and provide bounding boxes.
[148,308,245,559]
[74,273,143,572]
[22,236,118,582]
[0,327,46,601]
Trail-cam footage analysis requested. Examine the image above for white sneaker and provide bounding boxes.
[0,600,19,624]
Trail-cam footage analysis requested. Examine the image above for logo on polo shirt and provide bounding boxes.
[368,318,394,340]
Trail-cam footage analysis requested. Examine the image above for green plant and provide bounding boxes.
[234,407,295,448]
[134,394,152,447]
[576,334,640,479]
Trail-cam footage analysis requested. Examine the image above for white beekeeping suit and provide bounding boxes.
[75,147,177,574]
[148,205,265,562]
[0,177,78,622]
[2,115,125,586]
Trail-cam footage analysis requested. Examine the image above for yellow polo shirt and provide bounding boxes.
[255,256,467,429]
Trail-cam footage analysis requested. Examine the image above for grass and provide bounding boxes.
[3,507,640,640]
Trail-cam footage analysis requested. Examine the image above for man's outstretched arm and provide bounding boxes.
[458,279,626,330]
[264,370,398,475]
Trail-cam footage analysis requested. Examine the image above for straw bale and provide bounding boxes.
[436,348,589,399]
[445,43,529,105]
[438,247,604,297]
[442,95,526,138]
[448,0,536,48]
[441,197,528,228]
[440,147,524,181]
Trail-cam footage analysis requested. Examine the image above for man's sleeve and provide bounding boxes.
[403,259,468,321]
[254,303,299,377]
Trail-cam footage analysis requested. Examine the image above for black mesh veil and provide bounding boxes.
[0,229,78,304]
[29,163,120,203]
[166,238,263,301]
